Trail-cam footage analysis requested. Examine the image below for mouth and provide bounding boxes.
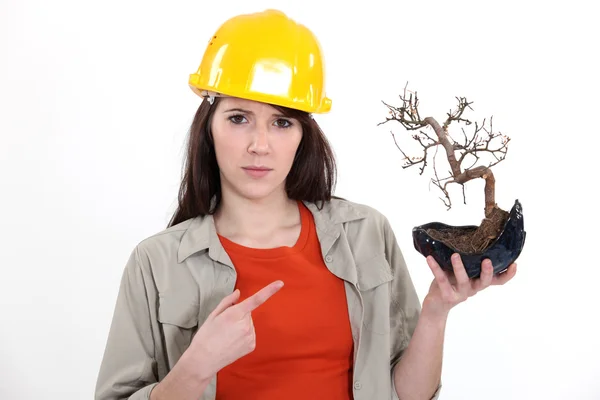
[242,166,273,178]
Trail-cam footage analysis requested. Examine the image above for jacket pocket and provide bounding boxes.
[158,296,200,356]
[158,296,199,328]
[356,253,394,334]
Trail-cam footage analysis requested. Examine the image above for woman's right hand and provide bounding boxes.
[190,280,285,380]
[150,281,284,400]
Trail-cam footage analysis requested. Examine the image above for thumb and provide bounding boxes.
[207,289,240,320]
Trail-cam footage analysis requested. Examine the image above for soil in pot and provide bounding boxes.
[425,206,510,255]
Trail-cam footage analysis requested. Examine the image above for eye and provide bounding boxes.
[274,118,293,128]
[228,114,247,124]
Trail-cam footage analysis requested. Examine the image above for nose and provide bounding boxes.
[248,126,270,155]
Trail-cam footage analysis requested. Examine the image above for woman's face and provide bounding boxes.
[211,97,303,201]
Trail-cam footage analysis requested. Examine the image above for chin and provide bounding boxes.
[220,170,289,201]
[233,181,285,201]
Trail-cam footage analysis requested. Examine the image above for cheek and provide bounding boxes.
[212,126,243,167]
[215,141,242,169]
[280,132,303,163]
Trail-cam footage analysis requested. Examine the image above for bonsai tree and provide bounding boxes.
[379,83,525,277]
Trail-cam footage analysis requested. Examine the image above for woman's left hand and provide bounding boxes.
[422,253,517,319]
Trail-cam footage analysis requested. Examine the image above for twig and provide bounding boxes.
[380,84,510,217]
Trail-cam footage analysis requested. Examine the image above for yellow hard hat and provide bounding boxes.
[188,9,332,114]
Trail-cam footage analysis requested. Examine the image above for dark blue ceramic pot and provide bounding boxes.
[412,199,526,279]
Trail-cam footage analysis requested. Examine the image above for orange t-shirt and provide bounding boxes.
[215,201,354,400]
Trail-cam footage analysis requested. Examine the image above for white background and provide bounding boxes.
[1,0,599,398]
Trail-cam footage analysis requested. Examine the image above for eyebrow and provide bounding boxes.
[223,108,290,118]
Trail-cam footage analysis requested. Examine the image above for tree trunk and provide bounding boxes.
[454,166,496,218]
[423,117,497,218]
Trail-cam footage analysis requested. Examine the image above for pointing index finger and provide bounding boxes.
[237,281,284,314]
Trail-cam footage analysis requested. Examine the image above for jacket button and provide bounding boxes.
[354,381,362,390]
[325,255,333,262]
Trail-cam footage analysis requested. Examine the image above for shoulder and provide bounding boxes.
[137,218,193,250]
[323,196,391,228]
[129,216,206,267]
[305,197,395,255]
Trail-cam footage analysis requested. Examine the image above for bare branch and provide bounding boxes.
[420,129,437,143]
[378,83,429,131]
[431,145,452,210]
[443,96,474,132]
[381,85,510,217]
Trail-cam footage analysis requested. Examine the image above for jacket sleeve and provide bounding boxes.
[95,247,159,400]
[382,216,441,400]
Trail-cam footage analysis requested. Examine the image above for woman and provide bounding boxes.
[95,9,517,400]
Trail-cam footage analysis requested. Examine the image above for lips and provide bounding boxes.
[243,166,271,171]
[242,166,272,178]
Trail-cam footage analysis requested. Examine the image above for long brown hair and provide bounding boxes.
[167,97,337,227]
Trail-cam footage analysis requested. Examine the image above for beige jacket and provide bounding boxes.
[95,198,441,399]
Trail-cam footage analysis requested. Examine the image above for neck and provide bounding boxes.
[214,189,300,239]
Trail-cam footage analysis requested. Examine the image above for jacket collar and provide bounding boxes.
[177,198,367,264]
